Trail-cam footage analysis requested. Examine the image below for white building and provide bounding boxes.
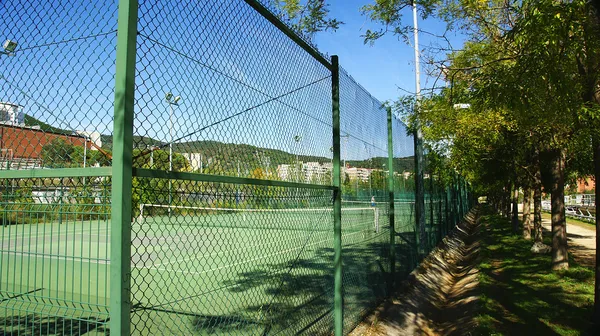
[181,153,204,172]
[0,102,24,126]
[277,162,333,182]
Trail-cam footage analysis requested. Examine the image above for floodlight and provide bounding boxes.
[165,92,173,101]
[174,96,181,104]
[3,40,17,53]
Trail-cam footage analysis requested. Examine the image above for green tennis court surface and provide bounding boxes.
[1,202,415,334]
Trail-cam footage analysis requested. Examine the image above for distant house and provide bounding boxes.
[0,124,92,169]
[577,177,595,193]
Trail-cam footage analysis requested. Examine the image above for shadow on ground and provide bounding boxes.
[475,209,595,336]
[348,209,482,336]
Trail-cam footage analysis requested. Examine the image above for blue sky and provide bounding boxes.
[0,0,464,162]
[312,0,466,103]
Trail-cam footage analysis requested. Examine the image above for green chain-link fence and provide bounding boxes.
[0,0,472,335]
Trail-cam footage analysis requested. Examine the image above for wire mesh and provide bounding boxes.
[0,0,116,333]
[338,69,392,334]
[131,180,335,335]
[133,0,333,184]
[391,115,417,279]
[131,0,335,334]
[0,0,474,335]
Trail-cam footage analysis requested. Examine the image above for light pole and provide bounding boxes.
[293,135,302,182]
[1,40,17,56]
[165,92,181,216]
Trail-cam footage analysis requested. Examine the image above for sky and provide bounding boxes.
[0,0,466,162]
[311,0,466,104]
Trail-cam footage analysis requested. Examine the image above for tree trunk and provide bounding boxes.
[533,184,543,243]
[533,149,543,243]
[512,185,519,233]
[550,148,568,270]
[504,183,511,218]
[523,187,532,240]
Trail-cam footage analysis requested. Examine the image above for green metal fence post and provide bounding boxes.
[386,106,395,294]
[111,0,138,334]
[458,176,465,220]
[429,174,434,248]
[444,185,450,234]
[331,55,343,336]
[414,125,425,260]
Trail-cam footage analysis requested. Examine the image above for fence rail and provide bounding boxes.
[0,0,472,335]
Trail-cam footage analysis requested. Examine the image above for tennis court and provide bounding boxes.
[1,198,394,335]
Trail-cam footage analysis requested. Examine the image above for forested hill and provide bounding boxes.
[100,135,414,170]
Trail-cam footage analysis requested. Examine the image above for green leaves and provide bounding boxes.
[274,0,343,35]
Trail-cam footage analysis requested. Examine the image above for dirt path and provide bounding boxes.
[540,215,596,267]
[349,209,481,336]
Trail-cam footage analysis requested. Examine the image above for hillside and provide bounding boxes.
[24,114,71,134]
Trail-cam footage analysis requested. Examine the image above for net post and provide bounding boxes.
[331,55,343,336]
[386,106,395,293]
[111,0,138,333]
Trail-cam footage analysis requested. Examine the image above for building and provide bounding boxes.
[0,103,102,170]
[277,162,333,183]
[577,177,595,193]
[0,125,102,170]
[343,167,373,182]
[181,153,204,172]
[0,102,24,126]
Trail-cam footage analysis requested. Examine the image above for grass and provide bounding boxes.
[474,207,595,336]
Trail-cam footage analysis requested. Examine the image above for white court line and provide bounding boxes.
[134,227,376,276]
[0,250,109,264]
[1,226,110,240]
[151,218,372,267]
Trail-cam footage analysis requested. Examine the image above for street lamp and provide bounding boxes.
[293,135,302,182]
[1,40,17,56]
[341,133,349,175]
[165,92,181,216]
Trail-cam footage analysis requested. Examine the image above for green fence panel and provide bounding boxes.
[0,0,117,333]
[0,0,475,335]
[391,114,416,279]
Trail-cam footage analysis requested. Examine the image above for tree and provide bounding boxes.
[274,0,343,37]
[41,138,77,168]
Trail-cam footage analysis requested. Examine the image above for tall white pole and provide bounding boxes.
[412,1,421,100]
[412,0,426,256]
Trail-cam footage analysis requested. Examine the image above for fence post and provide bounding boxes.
[429,173,434,249]
[387,106,395,293]
[331,55,343,336]
[414,125,425,259]
[111,0,138,334]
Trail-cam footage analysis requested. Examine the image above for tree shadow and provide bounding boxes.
[475,210,594,335]
[170,237,405,335]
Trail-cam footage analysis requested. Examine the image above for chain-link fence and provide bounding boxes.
[0,0,472,335]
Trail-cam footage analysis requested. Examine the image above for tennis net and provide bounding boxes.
[137,204,380,233]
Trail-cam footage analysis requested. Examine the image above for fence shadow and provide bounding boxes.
[0,314,107,335]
